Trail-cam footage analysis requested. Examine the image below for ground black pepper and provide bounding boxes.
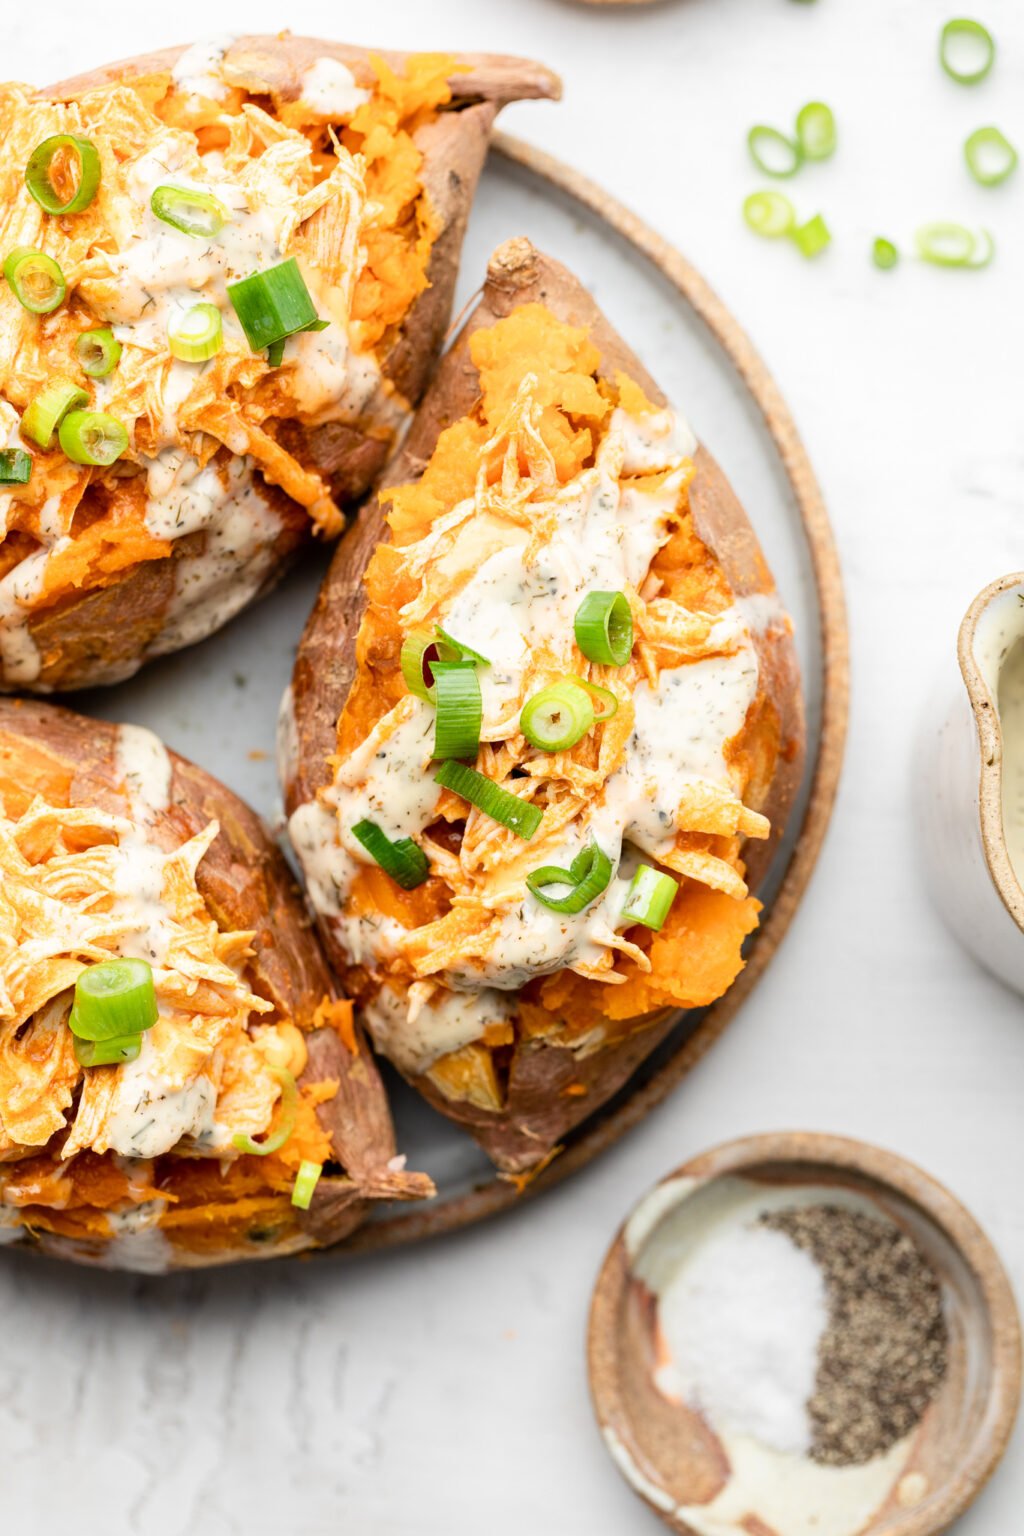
[762,1204,949,1466]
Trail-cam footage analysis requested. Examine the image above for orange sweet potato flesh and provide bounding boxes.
[287,240,805,1173]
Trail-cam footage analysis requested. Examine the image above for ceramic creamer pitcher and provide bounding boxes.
[919,573,1024,994]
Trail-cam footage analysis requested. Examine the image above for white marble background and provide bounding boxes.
[3,1,1024,1531]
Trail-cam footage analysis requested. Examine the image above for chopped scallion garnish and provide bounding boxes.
[58,410,129,466]
[743,190,797,239]
[75,327,121,378]
[795,101,836,161]
[25,133,100,215]
[151,184,230,239]
[520,680,595,754]
[432,661,482,760]
[747,125,803,179]
[939,18,996,84]
[526,841,613,914]
[291,1160,323,1210]
[571,675,618,722]
[227,257,322,355]
[168,303,223,363]
[73,1034,143,1067]
[3,247,66,314]
[0,449,32,486]
[915,222,994,269]
[69,958,158,1042]
[233,1068,298,1156]
[873,237,899,270]
[620,866,680,932]
[964,126,1018,186]
[574,591,633,668]
[351,818,430,890]
[792,213,832,259]
[21,377,88,449]
[435,759,543,841]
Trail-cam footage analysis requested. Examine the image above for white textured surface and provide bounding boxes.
[3,2,1024,1533]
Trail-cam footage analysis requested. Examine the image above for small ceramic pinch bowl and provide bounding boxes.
[588,1132,1021,1536]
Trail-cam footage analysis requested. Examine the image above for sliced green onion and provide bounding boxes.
[795,101,836,161]
[59,410,129,467]
[400,629,460,702]
[964,126,1018,186]
[571,675,618,722]
[526,841,613,915]
[791,213,832,259]
[266,337,286,369]
[25,134,100,215]
[940,18,996,84]
[73,1033,143,1068]
[232,1068,298,1157]
[69,958,158,1042]
[747,125,803,178]
[351,818,430,890]
[873,237,899,270]
[915,222,994,269]
[743,190,797,239]
[621,866,680,932]
[21,377,88,449]
[168,303,223,363]
[0,449,32,485]
[151,184,229,239]
[432,661,482,760]
[3,247,66,314]
[228,257,321,353]
[435,759,543,841]
[575,591,633,667]
[75,327,121,378]
[435,625,490,667]
[520,680,595,754]
[291,1159,323,1210]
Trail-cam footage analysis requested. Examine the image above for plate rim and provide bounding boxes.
[337,131,849,1256]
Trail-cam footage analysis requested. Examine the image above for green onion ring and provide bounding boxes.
[3,247,66,314]
[291,1159,323,1210]
[520,680,595,754]
[73,1034,143,1068]
[872,238,899,270]
[964,126,1018,186]
[227,257,321,354]
[400,629,459,702]
[432,661,482,760]
[75,327,122,378]
[69,958,158,1042]
[351,818,430,890]
[964,227,996,268]
[574,591,634,668]
[620,865,680,932]
[526,841,613,914]
[58,410,130,467]
[435,759,543,840]
[21,377,88,449]
[168,303,223,363]
[747,125,803,178]
[743,190,796,239]
[0,449,32,486]
[940,18,996,84]
[791,213,832,259]
[151,184,230,239]
[25,133,101,215]
[571,675,618,722]
[795,101,837,161]
[915,222,994,269]
[233,1068,298,1157]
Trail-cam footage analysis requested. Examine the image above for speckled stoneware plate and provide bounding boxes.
[588,1132,1022,1536]
[81,139,847,1249]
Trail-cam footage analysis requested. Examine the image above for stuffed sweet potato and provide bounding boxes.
[0,698,431,1270]
[283,239,804,1175]
[0,36,558,689]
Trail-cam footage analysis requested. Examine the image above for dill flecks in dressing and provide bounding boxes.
[364,986,514,1075]
[298,58,371,119]
[170,34,237,103]
[115,723,172,829]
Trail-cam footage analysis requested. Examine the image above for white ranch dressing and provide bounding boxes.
[971,588,1024,892]
[102,1037,218,1159]
[298,58,370,120]
[104,1199,173,1274]
[171,34,236,103]
[115,724,172,829]
[364,986,513,1076]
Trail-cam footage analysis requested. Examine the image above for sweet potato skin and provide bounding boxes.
[285,240,804,1173]
[0,697,431,1269]
[13,39,560,694]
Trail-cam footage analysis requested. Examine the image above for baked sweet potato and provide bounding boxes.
[0,697,431,1270]
[0,37,558,689]
[283,239,804,1174]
